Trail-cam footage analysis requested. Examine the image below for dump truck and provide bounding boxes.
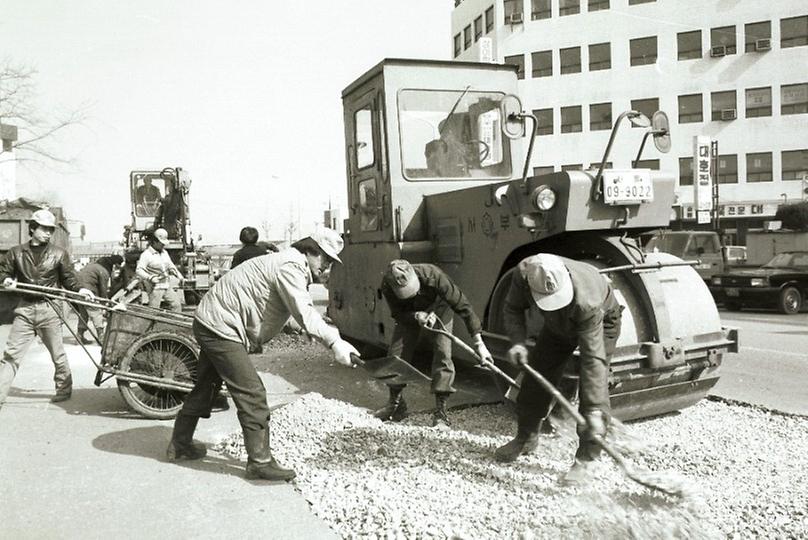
[327,59,738,421]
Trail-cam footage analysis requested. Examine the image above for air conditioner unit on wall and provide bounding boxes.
[755,38,771,51]
[710,45,726,57]
[506,12,523,24]
[721,108,737,121]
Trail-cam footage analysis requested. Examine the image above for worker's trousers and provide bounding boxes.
[148,287,182,312]
[388,305,455,394]
[76,305,105,339]
[0,300,72,407]
[179,320,270,434]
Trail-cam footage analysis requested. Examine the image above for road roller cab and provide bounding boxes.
[329,58,738,421]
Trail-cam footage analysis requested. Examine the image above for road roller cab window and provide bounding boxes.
[398,89,512,181]
[132,173,166,218]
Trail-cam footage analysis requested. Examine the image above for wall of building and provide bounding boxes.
[451,1,808,238]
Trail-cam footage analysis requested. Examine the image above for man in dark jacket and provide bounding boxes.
[76,254,123,344]
[377,260,492,428]
[230,227,264,269]
[495,254,622,486]
[0,210,94,407]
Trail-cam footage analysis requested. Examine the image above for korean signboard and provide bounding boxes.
[693,136,713,224]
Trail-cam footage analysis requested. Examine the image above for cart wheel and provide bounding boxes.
[117,331,199,419]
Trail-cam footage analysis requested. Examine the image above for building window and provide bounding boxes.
[505,54,525,79]
[534,108,553,135]
[464,25,472,50]
[531,0,550,20]
[533,166,555,176]
[562,164,583,171]
[588,0,609,12]
[474,16,483,41]
[532,50,552,77]
[678,94,703,123]
[631,98,659,123]
[453,34,462,58]
[718,154,738,184]
[560,47,581,74]
[711,26,737,55]
[485,5,494,33]
[781,83,808,115]
[590,161,612,169]
[782,149,808,181]
[504,0,524,23]
[590,102,612,131]
[746,152,773,183]
[711,90,737,121]
[589,43,611,71]
[630,36,657,66]
[636,159,660,170]
[781,15,808,48]
[744,21,771,53]
[745,87,772,117]
[628,0,655,4]
[559,0,580,16]
[561,106,583,133]
[679,157,694,186]
[677,30,702,60]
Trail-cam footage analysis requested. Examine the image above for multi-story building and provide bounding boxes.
[451,0,808,243]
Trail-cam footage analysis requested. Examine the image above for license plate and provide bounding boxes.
[602,169,654,205]
[726,288,739,297]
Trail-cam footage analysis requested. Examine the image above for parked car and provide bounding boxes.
[712,251,808,314]
[645,230,724,285]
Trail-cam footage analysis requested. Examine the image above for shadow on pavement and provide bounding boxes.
[93,425,246,478]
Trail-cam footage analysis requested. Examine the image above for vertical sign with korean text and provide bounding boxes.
[693,136,713,224]
[479,37,494,63]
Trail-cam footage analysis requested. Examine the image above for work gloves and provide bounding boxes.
[331,339,360,367]
[507,343,529,366]
[472,333,493,364]
[2,278,15,288]
[78,288,95,301]
[414,311,437,329]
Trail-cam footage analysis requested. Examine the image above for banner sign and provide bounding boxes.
[693,136,713,212]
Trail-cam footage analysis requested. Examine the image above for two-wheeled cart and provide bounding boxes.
[2,282,199,419]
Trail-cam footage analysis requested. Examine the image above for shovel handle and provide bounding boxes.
[349,353,365,368]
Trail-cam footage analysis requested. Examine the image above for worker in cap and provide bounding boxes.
[167,227,359,482]
[496,253,623,486]
[136,227,183,311]
[377,259,492,429]
[0,208,95,407]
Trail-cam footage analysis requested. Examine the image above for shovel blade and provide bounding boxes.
[358,355,431,386]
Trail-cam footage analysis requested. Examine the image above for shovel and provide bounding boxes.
[350,353,431,386]
[422,321,687,497]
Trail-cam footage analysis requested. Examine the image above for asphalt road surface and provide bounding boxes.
[712,308,808,415]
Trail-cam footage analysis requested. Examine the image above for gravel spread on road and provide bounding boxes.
[215,392,807,539]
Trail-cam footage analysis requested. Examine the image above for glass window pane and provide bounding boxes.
[782,149,808,181]
[630,36,657,66]
[631,98,659,124]
[781,83,808,115]
[745,87,772,118]
[358,179,379,232]
[559,0,580,16]
[746,152,772,183]
[464,25,472,50]
[590,102,612,131]
[628,0,655,4]
[505,54,525,79]
[636,159,660,170]
[560,106,582,133]
[531,0,551,20]
[504,0,524,21]
[711,90,737,120]
[533,166,555,176]
[485,6,494,33]
[562,163,583,171]
[679,157,694,186]
[781,15,808,48]
[474,16,483,41]
[744,21,771,52]
[534,108,553,135]
[589,42,611,71]
[718,154,738,184]
[355,108,374,169]
[454,34,461,58]
[588,0,609,11]
[532,50,552,77]
[678,94,703,123]
[560,47,581,74]
[677,30,702,60]
[711,26,737,54]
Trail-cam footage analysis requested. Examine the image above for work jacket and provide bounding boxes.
[0,242,82,292]
[194,248,339,351]
[231,244,266,269]
[381,263,482,336]
[78,262,111,298]
[136,246,180,290]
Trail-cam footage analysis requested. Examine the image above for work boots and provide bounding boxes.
[244,428,296,482]
[494,432,540,463]
[373,385,408,422]
[166,414,207,461]
[431,392,451,430]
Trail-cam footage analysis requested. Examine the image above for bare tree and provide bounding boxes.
[0,58,89,169]
[260,218,272,240]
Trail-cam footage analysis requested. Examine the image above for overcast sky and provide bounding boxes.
[2,1,452,243]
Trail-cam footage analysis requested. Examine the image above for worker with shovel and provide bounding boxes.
[165,229,360,482]
[496,253,623,486]
[377,260,492,428]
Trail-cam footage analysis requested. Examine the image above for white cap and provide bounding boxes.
[309,228,344,264]
[153,228,169,244]
[31,209,57,228]
[519,254,574,311]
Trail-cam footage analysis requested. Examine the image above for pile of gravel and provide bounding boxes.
[216,394,807,539]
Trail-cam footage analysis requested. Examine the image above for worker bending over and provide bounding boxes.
[497,254,623,486]
[377,259,492,429]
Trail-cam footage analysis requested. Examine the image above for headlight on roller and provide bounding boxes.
[750,278,767,287]
[532,185,556,211]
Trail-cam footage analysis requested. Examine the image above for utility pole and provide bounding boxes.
[711,140,720,234]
